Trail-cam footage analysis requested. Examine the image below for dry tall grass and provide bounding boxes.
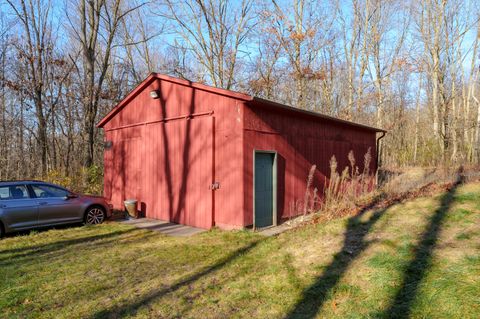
[289,151,478,225]
[303,165,318,217]
[320,148,375,220]
[316,154,480,222]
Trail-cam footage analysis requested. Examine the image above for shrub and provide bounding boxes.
[41,165,103,195]
[43,170,74,189]
[80,165,103,195]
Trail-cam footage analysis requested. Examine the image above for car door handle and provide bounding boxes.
[39,202,48,206]
[0,204,5,208]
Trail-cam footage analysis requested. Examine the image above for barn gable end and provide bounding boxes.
[99,74,247,229]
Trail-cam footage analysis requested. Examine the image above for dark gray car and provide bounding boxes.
[0,181,112,237]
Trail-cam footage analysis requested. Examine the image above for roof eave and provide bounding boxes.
[152,73,253,102]
[96,73,253,128]
[97,73,158,128]
[97,72,386,133]
[251,97,386,133]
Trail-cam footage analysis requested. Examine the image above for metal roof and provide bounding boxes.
[250,97,386,132]
[97,73,386,133]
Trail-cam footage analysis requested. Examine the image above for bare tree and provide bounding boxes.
[267,0,336,109]
[337,0,367,119]
[5,0,58,176]
[67,0,143,167]
[121,4,164,84]
[365,0,409,127]
[160,0,255,90]
[0,14,11,179]
[247,4,283,99]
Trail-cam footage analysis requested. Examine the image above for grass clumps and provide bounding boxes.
[0,182,479,318]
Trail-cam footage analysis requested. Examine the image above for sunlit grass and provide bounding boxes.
[0,183,479,318]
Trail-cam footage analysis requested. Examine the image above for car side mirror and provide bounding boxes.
[64,194,78,200]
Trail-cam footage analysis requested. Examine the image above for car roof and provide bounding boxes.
[0,180,57,187]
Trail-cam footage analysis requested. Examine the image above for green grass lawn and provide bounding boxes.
[1,182,479,319]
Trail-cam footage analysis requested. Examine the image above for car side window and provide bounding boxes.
[0,185,30,200]
[31,184,69,198]
[0,187,8,199]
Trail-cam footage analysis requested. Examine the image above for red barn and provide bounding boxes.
[97,73,385,230]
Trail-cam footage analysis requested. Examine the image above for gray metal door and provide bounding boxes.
[254,152,275,228]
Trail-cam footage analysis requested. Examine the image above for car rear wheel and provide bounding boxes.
[85,207,105,225]
[0,222,4,238]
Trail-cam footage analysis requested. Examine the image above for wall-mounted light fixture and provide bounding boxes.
[149,90,160,99]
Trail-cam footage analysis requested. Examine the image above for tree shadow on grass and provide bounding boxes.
[382,174,464,318]
[284,195,396,319]
[90,239,263,319]
[285,170,464,319]
[0,227,141,264]
[0,230,160,269]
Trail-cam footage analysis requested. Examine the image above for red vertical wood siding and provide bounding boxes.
[102,77,244,229]
[243,103,378,226]
[100,73,381,230]
[141,116,213,229]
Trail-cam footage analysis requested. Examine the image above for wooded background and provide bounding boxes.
[1,0,479,187]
